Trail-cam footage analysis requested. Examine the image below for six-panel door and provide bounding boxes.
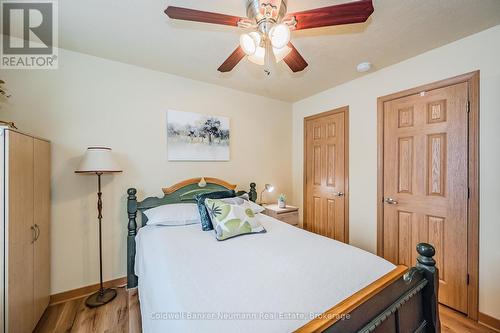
[382,82,469,313]
[305,109,347,242]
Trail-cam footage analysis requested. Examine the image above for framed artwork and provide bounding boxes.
[167,110,230,161]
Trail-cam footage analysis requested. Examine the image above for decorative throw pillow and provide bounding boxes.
[204,198,266,241]
[195,190,236,231]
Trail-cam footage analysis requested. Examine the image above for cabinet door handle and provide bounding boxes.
[34,224,40,241]
[31,225,36,243]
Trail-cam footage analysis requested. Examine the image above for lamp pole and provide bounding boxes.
[97,172,104,296]
[84,171,117,308]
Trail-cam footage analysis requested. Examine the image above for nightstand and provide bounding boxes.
[263,204,299,226]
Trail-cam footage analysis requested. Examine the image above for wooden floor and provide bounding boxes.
[34,287,141,333]
[35,287,497,333]
[440,306,498,333]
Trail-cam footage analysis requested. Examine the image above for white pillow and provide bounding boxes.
[144,203,200,226]
[246,200,266,214]
[221,194,265,214]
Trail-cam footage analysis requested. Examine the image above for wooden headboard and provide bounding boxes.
[126,177,257,288]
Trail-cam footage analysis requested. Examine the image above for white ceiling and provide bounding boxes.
[57,0,500,102]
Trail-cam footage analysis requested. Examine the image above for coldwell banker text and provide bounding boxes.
[1,0,58,69]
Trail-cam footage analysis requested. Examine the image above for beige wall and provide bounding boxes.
[292,25,500,319]
[0,49,293,294]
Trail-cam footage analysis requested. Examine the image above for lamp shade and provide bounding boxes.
[75,147,122,174]
[264,184,274,192]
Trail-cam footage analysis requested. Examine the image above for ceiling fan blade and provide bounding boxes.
[165,6,245,27]
[283,43,308,73]
[218,46,246,73]
[285,0,374,30]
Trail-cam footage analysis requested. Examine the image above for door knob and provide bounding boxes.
[334,192,345,197]
[384,197,398,205]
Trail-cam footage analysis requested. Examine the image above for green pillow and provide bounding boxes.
[195,190,235,231]
[204,198,266,241]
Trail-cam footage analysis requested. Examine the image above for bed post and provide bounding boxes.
[416,243,440,333]
[127,188,138,289]
[249,182,257,202]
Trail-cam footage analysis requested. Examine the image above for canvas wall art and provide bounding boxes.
[167,110,230,161]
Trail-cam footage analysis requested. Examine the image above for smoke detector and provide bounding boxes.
[356,62,372,73]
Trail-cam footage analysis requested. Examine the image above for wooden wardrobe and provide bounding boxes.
[0,128,51,333]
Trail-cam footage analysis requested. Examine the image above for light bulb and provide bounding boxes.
[240,33,257,56]
[269,24,291,49]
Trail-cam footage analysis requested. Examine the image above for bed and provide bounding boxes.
[127,178,440,333]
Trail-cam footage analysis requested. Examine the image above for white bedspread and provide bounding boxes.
[135,214,395,333]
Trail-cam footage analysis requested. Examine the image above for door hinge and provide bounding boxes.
[467,101,471,113]
[468,187,471,199]
[467,274,470,285]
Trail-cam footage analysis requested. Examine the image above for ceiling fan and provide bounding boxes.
[165,0,374,75]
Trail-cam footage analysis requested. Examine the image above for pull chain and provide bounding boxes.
[264,37,272,76]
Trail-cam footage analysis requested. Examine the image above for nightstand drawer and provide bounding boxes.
[277,211,298,226]
[263,204,299,226]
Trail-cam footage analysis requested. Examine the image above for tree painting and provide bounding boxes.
[167,110,230,161]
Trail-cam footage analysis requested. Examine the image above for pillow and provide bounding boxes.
[195,190,236,231]
[143,203,200,226]
[204,198,266,241]
[221,193,265,214]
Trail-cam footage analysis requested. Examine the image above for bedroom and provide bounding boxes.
[0,0,499,332]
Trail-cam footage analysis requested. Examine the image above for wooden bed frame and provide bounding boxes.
[126,178,440,333]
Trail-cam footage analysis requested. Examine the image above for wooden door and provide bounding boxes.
[33,138,51,326]
[382,82,468,313]
[8,131,34,333]
[304,107,348,242]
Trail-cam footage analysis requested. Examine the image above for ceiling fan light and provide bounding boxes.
[249,31,262,46]
[273,45,292,63]
[240,33,257,56]
[269,23,291,49]
[248,46,265,66]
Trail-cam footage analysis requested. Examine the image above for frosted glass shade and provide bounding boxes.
[248,46,266,65]
[269,24,291,49]
[240,34,257,55]
[240,32,262,56]
[75,147,122,174]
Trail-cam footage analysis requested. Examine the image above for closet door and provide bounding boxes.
[8,131,34,333]
[304,108,349,242]
[33,138,51,326]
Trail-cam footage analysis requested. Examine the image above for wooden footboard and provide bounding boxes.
[296,243,440,333]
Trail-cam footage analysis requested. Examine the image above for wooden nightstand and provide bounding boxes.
[263,204,299,226]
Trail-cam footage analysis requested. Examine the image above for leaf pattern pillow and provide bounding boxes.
[204,198,266,241]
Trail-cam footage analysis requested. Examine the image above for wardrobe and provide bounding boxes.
[0,128,51,333]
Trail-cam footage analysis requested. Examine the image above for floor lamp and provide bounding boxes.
[75,147,122,307]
